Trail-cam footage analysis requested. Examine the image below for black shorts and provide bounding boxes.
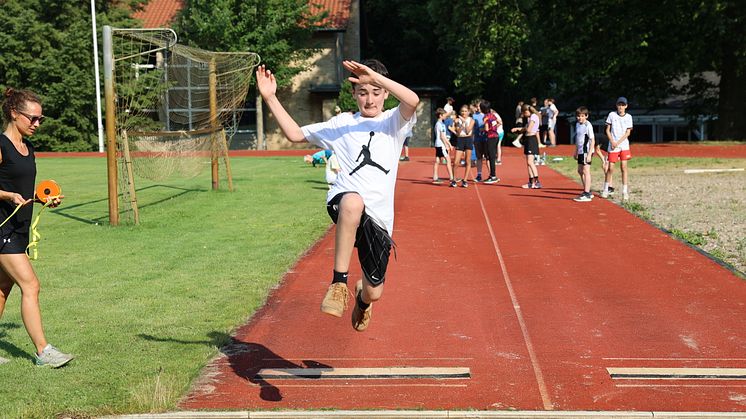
[577,153,592,166]
[403,137,410,146]
[474,141,489,159]
[539,124,548,133]
[523,135,540,155]
[326,192,393,287]
[435,146,446,158]
[456,136,473,151]
[0,230,30,254]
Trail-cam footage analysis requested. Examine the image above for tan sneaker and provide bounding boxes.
[351,280,372,332]
[320,282,349,317]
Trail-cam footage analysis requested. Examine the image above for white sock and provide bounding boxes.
[623,184,628,194]
[603,182,609,192]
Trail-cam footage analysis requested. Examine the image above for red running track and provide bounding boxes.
[181,146,746,412]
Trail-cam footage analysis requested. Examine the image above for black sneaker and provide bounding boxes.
[475,175,482,182]
[461,180,468,188]
[608,186,615,195]
[450,180,457,188]
[484,177,500,184]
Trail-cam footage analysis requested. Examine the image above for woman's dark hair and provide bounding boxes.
[2,87,41,123]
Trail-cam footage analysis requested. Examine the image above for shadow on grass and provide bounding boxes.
[0,323,34,361]
[138,332,330,402]
[49,185,205,225]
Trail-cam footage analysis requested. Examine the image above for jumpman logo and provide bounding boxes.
[349,131,390,176]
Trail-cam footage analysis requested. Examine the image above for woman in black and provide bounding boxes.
[0,88,72,368]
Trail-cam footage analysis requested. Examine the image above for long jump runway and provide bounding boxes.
[182,147,746,413]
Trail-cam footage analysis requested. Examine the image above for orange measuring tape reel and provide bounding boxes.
[35,179,61,204]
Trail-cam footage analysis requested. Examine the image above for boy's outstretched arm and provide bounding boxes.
[255,65,307,143]
[343,60,419,121]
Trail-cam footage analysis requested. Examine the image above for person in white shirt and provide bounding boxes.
[546,98,559,147]
[432,108,454,183]
[256,59,419,332]
[572,106,595,202]
[602,97,633,200]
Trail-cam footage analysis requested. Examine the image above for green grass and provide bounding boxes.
[0,156,330,418]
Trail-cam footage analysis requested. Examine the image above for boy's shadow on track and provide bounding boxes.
[138,332,330,402]
[0,323,33,361]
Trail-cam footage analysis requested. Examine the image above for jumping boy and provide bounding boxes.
[572,106,595,202]
[602,97,633,200]
[432,108,454,183]
[256,60,419,332]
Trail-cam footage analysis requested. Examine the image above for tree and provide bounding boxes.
[0,0,144,151]
[173,0,326,88]
[362,0,529,99]
[362,0,746,139]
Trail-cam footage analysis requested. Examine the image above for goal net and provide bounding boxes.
[104,26,260,225]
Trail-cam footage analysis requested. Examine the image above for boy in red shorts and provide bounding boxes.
[602,97,633,200]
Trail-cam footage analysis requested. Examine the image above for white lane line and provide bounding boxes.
[254,367,471,380]
[616,384,746,388]
[474,184,553,410]
[608,367,746,380]
[684,168,744,174]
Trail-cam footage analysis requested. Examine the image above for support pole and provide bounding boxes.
[90,0,105,153]
[103,25,119,225]
[209,57,219,190]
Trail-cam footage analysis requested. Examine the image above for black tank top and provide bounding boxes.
[0,134,36,237]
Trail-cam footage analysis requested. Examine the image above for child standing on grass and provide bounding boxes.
[432,108,454,184]
[511,105,542,189]
[603,97,633,200]
[256,60,419,332]
[572,106,595,202]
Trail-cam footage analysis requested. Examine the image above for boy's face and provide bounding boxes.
[616,102,627,114]
[577,113,588,123]
[353,83,389,118]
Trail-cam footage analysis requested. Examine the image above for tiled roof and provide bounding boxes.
[132,0,350,30]
[310,0,351,30]
[132,0,183,28]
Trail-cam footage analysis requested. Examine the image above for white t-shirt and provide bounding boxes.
[547,103,558,128]
[434,120,446,148]
[493,112,504,134]
[605,111,633,151]
[444,103,453,115]
[301,106,416,235]
[575,121,595,154]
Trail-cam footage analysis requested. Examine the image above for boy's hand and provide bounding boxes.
[343,60,380,87]
[255,65,277,99]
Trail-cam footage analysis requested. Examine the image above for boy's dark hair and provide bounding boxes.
[436,107,446,116]
[2,87,41,123]
[576,106,589,116]
[350,59,389,88]
[479,100,491,114]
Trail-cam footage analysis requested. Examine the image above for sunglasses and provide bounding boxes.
[16,110,45,125]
